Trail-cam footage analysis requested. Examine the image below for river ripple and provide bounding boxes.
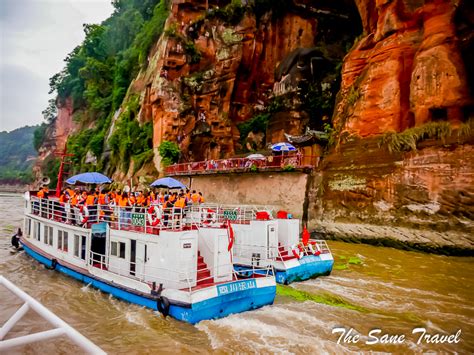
[0,193,472,353]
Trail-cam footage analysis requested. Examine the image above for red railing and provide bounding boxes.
[165,155,319,175]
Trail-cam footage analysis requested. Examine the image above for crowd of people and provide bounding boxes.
[33,186,206,228]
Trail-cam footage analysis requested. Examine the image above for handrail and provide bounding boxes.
[0,276,105,354]
[164,154,321,176]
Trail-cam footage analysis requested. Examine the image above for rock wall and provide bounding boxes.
[177,171,308,218]
[33,98,78,183]
[334,0,472,137]
[133,1,320,164]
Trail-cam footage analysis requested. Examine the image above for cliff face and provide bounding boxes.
[35,0,473,248]
[334,0,472,137]
[312,0,474,242]
[135,1,321,163]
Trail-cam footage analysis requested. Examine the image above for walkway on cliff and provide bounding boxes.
[165,154,319,176]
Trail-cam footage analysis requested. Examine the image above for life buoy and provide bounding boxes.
[308,241,321,256]
[157,296,170,317]
[79,205,89,225]
[204,209,217,224]
[291,244,303,259]
[147,206,161,227]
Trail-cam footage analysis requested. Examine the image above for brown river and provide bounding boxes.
[0,193,472,354]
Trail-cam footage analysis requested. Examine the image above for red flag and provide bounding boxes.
[302,225,310,246]
[227,220,234,251]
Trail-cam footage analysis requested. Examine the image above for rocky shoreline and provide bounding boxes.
[315,222,474,256]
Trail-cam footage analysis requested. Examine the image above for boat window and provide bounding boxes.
[119,242,126,259]
[44,226,53,246]
[58,230,63,250]
[26,218,31,238]
[58,230,68,252]
[34,222,41,241]
[74,235,80,258]
[110,241,126,259]
[81,236,86,260]
[111,241,118,257]
[63,232,69,252]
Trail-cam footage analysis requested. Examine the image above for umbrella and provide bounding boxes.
[247,153,266,160]
[66,172,112,185]
[271,142,296,152]
[150,177,187,189]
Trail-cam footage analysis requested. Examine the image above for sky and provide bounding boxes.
[0,0,114,132]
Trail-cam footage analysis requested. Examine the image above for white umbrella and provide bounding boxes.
[247,153,266,160]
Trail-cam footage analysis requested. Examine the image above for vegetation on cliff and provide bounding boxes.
[0,126,37,184]
[37,0,169,175]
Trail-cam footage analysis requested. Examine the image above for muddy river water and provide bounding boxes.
[0,193,472,353]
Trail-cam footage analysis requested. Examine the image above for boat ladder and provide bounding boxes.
[0,275,105,354]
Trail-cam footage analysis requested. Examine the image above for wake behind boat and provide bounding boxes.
[21,193,276,324]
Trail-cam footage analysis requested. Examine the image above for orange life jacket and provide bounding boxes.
[119,197,129,207]
[98,193,107,205]
[85,195,96,206]
[199,195,205,204]
[175,197,186,208]
[59,194,68,204]
[191,194,199,203]
[37,189,45,198]
[71,194,78,206]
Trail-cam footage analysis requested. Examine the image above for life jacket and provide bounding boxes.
[191,194,199,203]
[115,193,121,204]
[85,195,96,206]
[199,195,205,204]
[59,194,68,204]
[169,195,177,203]
[119,197,129,207]
[136,195,146,206]
[71,194,78,206]
[37,189,45,198]
[175,197,186,208]
[98,193,107,205]
[129,195,136,205]
[186,192,191,201]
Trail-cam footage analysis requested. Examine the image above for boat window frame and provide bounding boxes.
[44,225,53,246]
[57,230,69,252]
[110,240,126,259]
[74,234,80,258]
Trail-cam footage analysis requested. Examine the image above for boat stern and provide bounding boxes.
[168,276,276,324]
[275,252,334,284]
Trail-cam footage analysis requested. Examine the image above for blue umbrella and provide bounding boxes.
[66,172,112,185]
[271,142,296,152]
[150,177,187,189]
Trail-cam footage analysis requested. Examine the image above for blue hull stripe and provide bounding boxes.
[235,255,334,285]
[22,243,275,324]
[276,255,334,284]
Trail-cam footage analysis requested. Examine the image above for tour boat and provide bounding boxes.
[20,194,276,324]
[187,205,334,284]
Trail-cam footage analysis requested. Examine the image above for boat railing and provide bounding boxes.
[234,239,331,262]
[186,204,275,227]
[0,276,105,354]
[274,239,332,259]
[88,250,273,292]
[28,196,188,233]
[28,197,279,236]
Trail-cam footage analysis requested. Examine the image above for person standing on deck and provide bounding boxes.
[198,192,205,204]
[191,190,199,204]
